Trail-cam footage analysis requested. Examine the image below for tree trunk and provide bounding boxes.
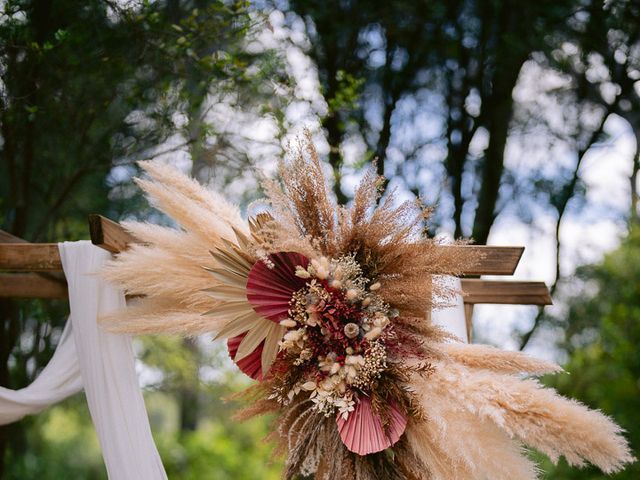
[0,300,21,478]
[178,338,200,432]
[323,112,348,205]
[471,57,525,244]
[320,47,348,204]
[375,99,394,181]
[518,108,611,350]
[629,128,640,224]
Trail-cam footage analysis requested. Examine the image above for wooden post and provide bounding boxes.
[464,304,474,343]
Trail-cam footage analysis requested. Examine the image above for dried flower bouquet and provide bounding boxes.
[103,136,633,479]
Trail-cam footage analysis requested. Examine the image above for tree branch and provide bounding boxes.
[518,105,612,350]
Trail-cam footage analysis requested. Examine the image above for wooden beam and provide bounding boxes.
[1,269,552,308]
[461,279,552,305]
[0,231,67,287]
[88,214,138,253]
[0,243,62,271]
[0,273,67,298]
[89,215,523,275]
[1,218,548,307]
[446,245,524,276]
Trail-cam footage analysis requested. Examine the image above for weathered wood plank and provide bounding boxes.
[444,245,524,276]
[0,244,62,271]
[89,215,524,275]
[1,218,547,309]
[88,214,138,253]
[0,231,67,288]
[0,273,67,298]
[0,268,551,308]
[461,279,552,305]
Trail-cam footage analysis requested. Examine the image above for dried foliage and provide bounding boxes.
[261,132,475,318]
[438,342,563,376]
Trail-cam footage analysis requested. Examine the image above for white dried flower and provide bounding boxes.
[319,354,337,373]
[295,266,311,278]
[335,398,355,420]
[373,314,389,328]
[311,257,331,279]
[320,257,330,270]
[333,265,344,280]
[287,385,301,401]
[284,329,304,342]
[365,326,382,340]
[316,267,329,279]
[306,312,319,326]
[343,323,359,338]
[343,365,359,382]
[337,380,347,394]
[346,289,359,301]
[345,355,365,366]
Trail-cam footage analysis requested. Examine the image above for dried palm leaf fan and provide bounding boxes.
[102,134,633,479]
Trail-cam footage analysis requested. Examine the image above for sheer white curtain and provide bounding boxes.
[0,241,166,479]
[0,320,82,423]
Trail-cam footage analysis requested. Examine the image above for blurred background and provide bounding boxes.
[1,0,639,478]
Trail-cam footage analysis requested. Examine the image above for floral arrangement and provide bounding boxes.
[103,136,633,479]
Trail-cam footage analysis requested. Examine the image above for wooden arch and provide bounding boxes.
[0,215,552,342]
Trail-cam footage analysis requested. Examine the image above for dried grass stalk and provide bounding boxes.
[438,342,563,376]
[412,361,634,474]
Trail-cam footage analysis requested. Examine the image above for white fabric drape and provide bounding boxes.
[0,241,166,479]
[0,320,83,423]
[431,276,468,343]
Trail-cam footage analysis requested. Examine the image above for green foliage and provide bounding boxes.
[3,397,106,479]
[326,70,365,124]
[0,0,280,240]
[158,413,282,480]
[148,379,284,480]
[541,228,640,478]
[3,389,282,479]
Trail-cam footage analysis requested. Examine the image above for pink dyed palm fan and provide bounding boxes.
[337,397,407,455]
